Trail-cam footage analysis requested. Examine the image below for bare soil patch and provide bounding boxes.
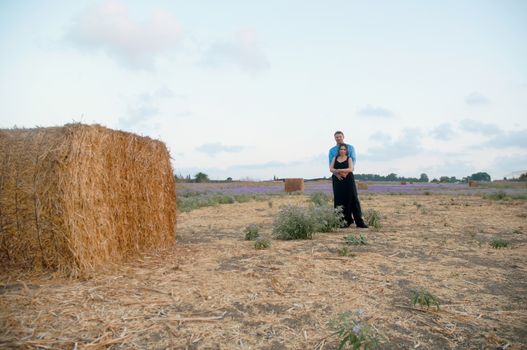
[1,194,526,349]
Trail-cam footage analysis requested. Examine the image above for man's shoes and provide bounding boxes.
[356,222,369,229]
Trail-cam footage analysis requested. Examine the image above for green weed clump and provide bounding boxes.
[344,234,368,245]
[234,194,253,203]
[482,191,527,201]
[489,238,509,248]
[254,237,271,249]
[329,310,379,350]
[311,205,345,233]
[273,205,315,240]
[272,204,344,240]
[484,191,510,201]
[364,209,382,230]
[177,191,271,212]
[337,246,354,257]
[310,191,331,206]
[411,288,440,310]
[244,224,260,241]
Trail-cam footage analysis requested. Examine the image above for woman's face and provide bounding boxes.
[339,147,347,155]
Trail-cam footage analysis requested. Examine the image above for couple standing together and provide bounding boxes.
[328,131,368,229]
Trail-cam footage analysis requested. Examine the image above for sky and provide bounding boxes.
[1,0,526,181]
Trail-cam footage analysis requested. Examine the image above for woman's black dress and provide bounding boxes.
[332,157,364,227]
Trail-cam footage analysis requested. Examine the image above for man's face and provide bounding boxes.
[334,133,344,145]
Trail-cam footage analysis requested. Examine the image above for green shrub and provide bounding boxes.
[364,209,382,230]
[489,238,509,248]
[217,194,235,204]
[310,191,331,206]
[311,205,345,233]
[234,194,252,203]
[329,310,379,350]
[244,224,260,241]
[254,237,271,249]
[273,205,315,240]
[411,288,440,310]
[344,234,368,245]
[272,204,344,240]
[337,246,353,257]
[484,191,509,201]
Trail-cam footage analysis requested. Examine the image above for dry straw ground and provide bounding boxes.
[1,193,526,349]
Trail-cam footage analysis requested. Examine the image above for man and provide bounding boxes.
[328,131,368,228]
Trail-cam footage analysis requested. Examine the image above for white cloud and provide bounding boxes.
[66,0,182,69]
[483,129,527,149]
[201,29,270,74]
[464,92,490,106]
[357,105,394,118]
[363,128,422,161]
[196,143,244,155]
[459,119,501,136]
[118,87,183,131]
[492,154,527,178]
[430,123,455,140]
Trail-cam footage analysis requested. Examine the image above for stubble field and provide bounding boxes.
[1,185,526,349]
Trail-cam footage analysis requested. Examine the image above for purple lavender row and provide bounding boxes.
[176,181,527,195]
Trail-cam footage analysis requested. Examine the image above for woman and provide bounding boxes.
[330,144,368,228]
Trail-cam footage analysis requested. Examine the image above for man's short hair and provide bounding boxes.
[334,131,344,136]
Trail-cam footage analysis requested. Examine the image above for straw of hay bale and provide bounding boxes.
[401,181,407,185]
[469,180,479,188]
[0,124,176,275]
[356,181,368,190]
[284,178,304,192]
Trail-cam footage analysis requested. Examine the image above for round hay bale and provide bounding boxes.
[357,182,368,190]
[0,124,177,276]
[469,180,479,187]
[284,178,304,192]
[401,181,407,185]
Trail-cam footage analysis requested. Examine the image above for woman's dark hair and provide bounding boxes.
[338,143,348,156]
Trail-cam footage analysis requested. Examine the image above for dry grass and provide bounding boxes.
[284,179,304,193]
[1,194,526,349]
[0,124,176,276]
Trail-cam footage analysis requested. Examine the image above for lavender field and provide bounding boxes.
[177,180,527,197]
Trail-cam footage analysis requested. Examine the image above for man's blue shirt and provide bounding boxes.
[328,143,356,168]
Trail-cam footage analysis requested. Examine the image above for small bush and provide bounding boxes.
[489,238,509,248]
[337,246,353,257]
[344,234,368,245]
[254,237,271,249]
[273,205,315,240]
[329,310,379,350]
[513,229,522,235]
[484,191,510,201]
[311,205,345,233]
[268,201,273,208]
[244,224,260,241]
[234,194,252,203]
[217,194,235,204]
[364,209,382,230]
[411,288,440,310]
[310,191,331,206]
[272,204,344,240]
